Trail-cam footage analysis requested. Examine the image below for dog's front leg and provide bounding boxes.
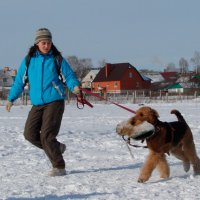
[138,150,159,183]
[157,154,170,179]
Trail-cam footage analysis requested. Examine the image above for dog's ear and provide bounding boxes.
[142,107,159,118]
[151,109,159,118]
[147,108,159,124]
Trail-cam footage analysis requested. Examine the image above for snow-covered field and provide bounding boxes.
[1,101,200,200]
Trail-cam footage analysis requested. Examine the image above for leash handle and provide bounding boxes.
[76,87,93,109]
[76,96,84,109]
[76,97,94,109]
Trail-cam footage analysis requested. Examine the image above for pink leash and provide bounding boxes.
[77,87,136,114]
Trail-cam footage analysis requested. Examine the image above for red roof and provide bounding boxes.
[160,72,178,81]
[93,63,143,82]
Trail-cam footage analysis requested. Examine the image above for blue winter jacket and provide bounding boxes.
[8,51,80,106]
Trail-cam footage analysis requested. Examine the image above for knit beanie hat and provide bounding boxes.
[34,28,52,44]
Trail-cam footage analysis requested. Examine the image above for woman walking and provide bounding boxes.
[6,28,80,176]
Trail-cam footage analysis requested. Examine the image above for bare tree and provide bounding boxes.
[179,57,188,73]
[66,56,79,71]
[98,59,107,68]
[78,58,93,80]
[190,51,200,73]
[66,56,93,80]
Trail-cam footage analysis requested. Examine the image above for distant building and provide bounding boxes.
[140,71,164,83]
[92,63,151,93]
[0,67,17,99]
[0,67,16,87]
[162,74,200,94]
[160,72,178,82]
[165,83,184,93]
[81,69,99,90]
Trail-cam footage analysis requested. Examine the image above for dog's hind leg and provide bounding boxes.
[138,150,160,183]
[157,154,170,179]
[184,143,200,175]
[182,137,200,175]
[170,145,190,172]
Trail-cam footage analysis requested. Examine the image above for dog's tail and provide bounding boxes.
[171,109,186,123]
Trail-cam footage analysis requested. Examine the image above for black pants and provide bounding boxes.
[24,100,65,169]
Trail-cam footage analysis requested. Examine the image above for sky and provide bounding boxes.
[1,0,200,71]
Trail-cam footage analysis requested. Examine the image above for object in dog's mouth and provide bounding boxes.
[131,121,155,140]
[116,120,155,140]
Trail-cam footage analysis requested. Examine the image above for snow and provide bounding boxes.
[0,101,200,200]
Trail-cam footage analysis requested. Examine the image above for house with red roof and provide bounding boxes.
[92,63,151,93]
[160,72,178,82]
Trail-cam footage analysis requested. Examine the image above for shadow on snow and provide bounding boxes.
[6,192,109,200]
[69,163,142,175]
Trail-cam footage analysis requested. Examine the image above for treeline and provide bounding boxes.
[65,56,106,81]
[65,50,200,80]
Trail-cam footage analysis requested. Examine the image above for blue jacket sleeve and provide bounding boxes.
[7,58,26,102]
[60,58,80,92]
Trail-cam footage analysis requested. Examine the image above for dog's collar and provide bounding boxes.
[122,136,148,148]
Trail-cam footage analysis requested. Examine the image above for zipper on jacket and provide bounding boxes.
[52,81,63,97]
[41,58,45,103]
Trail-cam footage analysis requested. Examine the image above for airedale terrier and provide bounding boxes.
[116,106,200,183]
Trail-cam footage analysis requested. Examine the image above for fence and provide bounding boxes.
[66,90,200,105]
[0,90,199,106]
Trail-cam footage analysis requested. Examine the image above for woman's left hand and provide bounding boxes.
[5,101,13,112]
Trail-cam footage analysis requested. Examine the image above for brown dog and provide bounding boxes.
[116,106,200,183]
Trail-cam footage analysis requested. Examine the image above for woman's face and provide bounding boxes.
[37,40,52,54]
